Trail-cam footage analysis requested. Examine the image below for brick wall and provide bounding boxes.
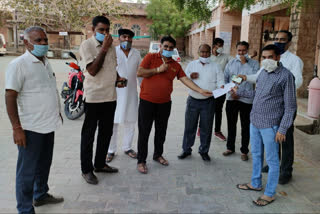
[290,1,320,97]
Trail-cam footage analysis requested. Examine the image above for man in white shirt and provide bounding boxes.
[178,44,224,161]
[5,26,63,214]
[209,38,233,141]
[106,29,141,162]
[238,30,303,184]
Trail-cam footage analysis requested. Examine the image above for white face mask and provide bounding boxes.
[199,57,211,64]
[236,53,249,61]
[216,47,224,54]
[261,59,278,73]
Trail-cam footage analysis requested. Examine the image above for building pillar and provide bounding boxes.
[240,14,263,57]
[290,0,320,97]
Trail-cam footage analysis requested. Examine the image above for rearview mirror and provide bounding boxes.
[69,52,77,61]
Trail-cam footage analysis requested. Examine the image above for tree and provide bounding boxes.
[5,0,128,48]
[146,0,194,40]
[173,0,304,23]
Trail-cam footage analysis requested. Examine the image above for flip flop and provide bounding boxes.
[137,163,148,174]
[124,149,137,159]
[236,183,262,191]
[253,197,275,206]
[153,156,169,166]
[106,153,115,163]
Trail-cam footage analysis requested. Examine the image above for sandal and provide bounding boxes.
[124,149,137,159]
[137,163,148,174]
[153,156,169,166]
[236,183,262,191]
[106,153,115,163]
[253,196,275,206]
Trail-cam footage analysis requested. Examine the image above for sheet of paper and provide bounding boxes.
[212,82,235,98]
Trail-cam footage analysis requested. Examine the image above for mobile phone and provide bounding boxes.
[231,75,242,84]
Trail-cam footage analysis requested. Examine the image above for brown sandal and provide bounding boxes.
[153,156,169,166]
[253,196,275,206]
[222,150,235,156]
[137,163,148,174]
[125,149,137,159]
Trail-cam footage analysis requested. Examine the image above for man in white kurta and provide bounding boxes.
[107,29,141,162]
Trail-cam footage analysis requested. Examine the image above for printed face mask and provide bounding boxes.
[199,57,211,64]
[261,59,278,73]
[120,41,132,50]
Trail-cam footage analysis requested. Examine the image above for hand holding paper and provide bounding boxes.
[212,82,235,98]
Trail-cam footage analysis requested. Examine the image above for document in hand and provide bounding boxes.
[212,82,235,98]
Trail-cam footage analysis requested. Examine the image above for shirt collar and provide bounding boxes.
[26,50,48,65]
[91,35,102,47]
[281,50,290,57]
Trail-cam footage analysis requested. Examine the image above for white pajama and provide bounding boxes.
[108,122,135,153]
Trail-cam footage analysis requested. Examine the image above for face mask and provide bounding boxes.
[199,57,211,64]
[274,42,286,54]
[120,41,132,50]
[216,47,224,54]
[162,49,174,58]
[261,59,278,73]
[236,54,249,61]
[95,32,105,42]
[30,44,49,57]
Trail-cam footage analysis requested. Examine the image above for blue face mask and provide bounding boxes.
[162,49,174,58]
[274,42,286,54]
[31,44,49,57]
[95,32,105,42]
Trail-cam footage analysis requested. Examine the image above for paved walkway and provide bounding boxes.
[1,56,320,213]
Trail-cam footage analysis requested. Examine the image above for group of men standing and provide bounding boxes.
[5,14,303,213]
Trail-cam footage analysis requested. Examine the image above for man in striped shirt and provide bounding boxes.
[234,45,296,206]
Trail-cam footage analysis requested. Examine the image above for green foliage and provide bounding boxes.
[146,0,194,39]
[5,0,127,32]
[173,0,304,23]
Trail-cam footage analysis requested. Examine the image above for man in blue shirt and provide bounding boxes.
[234,45,297,206]
[223,41,259,161]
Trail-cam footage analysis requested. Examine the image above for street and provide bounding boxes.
[0,55,320,213]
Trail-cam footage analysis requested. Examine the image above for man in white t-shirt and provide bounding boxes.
[106,29,141,162]
[5,26,63,214]
[178,44,224,161]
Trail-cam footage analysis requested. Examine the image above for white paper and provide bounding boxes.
[212,82,235,98]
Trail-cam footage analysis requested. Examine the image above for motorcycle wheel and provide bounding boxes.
[64,96,84,120]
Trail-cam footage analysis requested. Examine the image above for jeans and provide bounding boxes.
[16,131,54,214]
[137,99,171,164]
[80,101,116,174]
[226,100,252,154]
[182,96,215,154]
[214,94,225,133]
[250,124,280,197]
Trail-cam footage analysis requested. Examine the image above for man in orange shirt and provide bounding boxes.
[137,36,212,174]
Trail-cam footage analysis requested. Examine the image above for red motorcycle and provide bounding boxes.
[61,52,85,120]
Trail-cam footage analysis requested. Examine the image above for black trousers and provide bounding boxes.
[280,124,294,177]
[226,100,252,154]
[137,99,171,164]
[80,101,116,174]
[214,94,226,133]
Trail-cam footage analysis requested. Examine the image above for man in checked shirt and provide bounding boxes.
[233,45,296,206]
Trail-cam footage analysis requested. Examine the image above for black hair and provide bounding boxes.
[212,38,224,46]
[262,44,281,56]
[92,16,110,27]
[160,36,176,47]
[277,30,293,42]
[236,41,249,49]
[198,44,211,52]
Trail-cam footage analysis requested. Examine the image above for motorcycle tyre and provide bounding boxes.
[64,98,84,120]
